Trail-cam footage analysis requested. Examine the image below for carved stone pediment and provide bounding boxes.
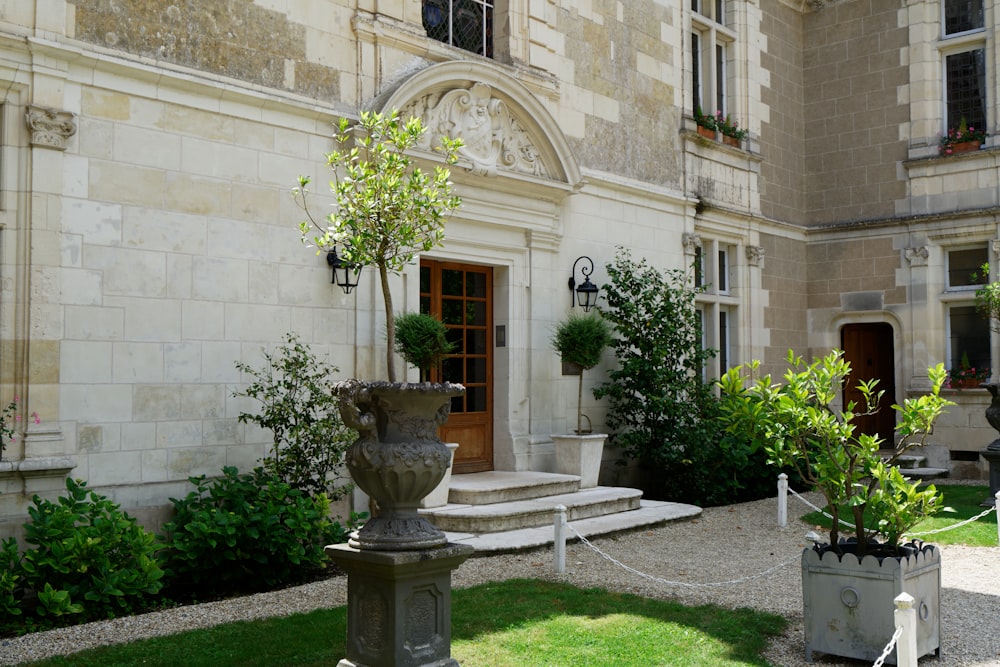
[401,82,547,178]
[26,105,77,150]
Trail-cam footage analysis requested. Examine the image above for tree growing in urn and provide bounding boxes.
[296,109,463,382]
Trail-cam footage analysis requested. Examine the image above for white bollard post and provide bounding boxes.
[777,473,788,528]
[893,592,917,667]
[553,504,567,574]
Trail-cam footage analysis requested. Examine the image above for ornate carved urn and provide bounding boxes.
[981,384,1000,506]
[336,379,464,550]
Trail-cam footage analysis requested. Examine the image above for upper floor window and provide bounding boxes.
[690,0,737,119]
[944,0,983,35]
[941,0,987,135]
[945,48,987,132]
[944,245,991,381]
[946,246,987,289]
[423,0,494,58]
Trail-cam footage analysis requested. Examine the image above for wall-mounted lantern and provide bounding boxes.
[568,256,599,312]
[327,247,362,294]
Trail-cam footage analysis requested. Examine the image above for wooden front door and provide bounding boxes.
[841,323,896,444]
[420,260,494,473]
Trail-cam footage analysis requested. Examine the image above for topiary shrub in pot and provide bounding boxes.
[719,349,954,664]
[393,312,454,382]
[552,312,612,488]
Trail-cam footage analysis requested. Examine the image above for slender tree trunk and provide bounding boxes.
[576,372,584,434]
[380,264,396,382]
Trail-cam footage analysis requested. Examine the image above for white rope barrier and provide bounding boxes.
[903,503,996,538]
[780,479,999,544]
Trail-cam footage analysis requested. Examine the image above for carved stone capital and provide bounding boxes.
[746,245,765,268]
[26,105,77,150]
[401,82,547,178]
[991,239,1000,258]
[905,246,929,266]
[682,233,702,256]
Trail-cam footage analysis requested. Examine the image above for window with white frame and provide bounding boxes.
[693,238,738,379]
[944,246,990,378]
[690,0,736,118]
[423,0,494,58]
[940,0,987,135]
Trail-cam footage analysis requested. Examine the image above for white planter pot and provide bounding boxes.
[802,541,940,664]
[552,433,607,488]
[420,443,459,509]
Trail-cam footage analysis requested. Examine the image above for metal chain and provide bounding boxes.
[871,625,903,667]
[565,523,801,589]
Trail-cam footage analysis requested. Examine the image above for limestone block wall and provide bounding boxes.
[806,236,906,314]
[801,0,909,225]
[66,0,352,106]
[57,82,358,522]
[759,232,808,377]
[758,0,806,226]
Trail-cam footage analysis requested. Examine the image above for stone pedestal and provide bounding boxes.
[326,542,474,667]
[980,443,1000,507]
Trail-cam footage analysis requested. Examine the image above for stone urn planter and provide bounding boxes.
[552,433,607,488]
[802,541,941,664]
[336,379,464,551]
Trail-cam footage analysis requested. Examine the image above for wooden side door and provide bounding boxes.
[841,323,896,444]
[420,260,494,473]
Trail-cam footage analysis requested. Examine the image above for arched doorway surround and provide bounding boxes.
[374,61,582,472]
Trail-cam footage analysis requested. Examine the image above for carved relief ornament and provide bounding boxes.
[26,105,77,150]
[745,245,765,268]
[905,246,929,266]
[401,82,548,178]
[682,233,702,256]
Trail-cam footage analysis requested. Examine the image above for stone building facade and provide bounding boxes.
[0,0,994,533]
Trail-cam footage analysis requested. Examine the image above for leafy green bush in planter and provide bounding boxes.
[159,467,336,596]
[234,333,354,501]
[394,312,454,381]
[553,313,613,435]
[595,248,775,506]
[11,478,163,623]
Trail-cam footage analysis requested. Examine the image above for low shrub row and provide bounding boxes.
[0,469,361,636]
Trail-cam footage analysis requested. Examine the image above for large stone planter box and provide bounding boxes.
[552,433,606,488]
[802,542,940,664]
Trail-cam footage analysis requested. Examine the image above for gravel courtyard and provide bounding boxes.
[1,492,997,666]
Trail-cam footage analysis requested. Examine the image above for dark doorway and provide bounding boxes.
[841,323,896,444]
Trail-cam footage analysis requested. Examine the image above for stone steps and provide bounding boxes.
[418,471,702,553]
[421,485,643,533]
[886,452,949,480]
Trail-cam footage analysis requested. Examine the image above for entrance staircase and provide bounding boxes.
[889,451,949,480]
[419,471,701,553]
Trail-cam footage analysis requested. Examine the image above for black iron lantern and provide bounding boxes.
[327,248,362,294]
[568,256,599,312]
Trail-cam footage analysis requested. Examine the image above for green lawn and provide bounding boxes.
[20,580,786,667]
[801,484,998,547]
